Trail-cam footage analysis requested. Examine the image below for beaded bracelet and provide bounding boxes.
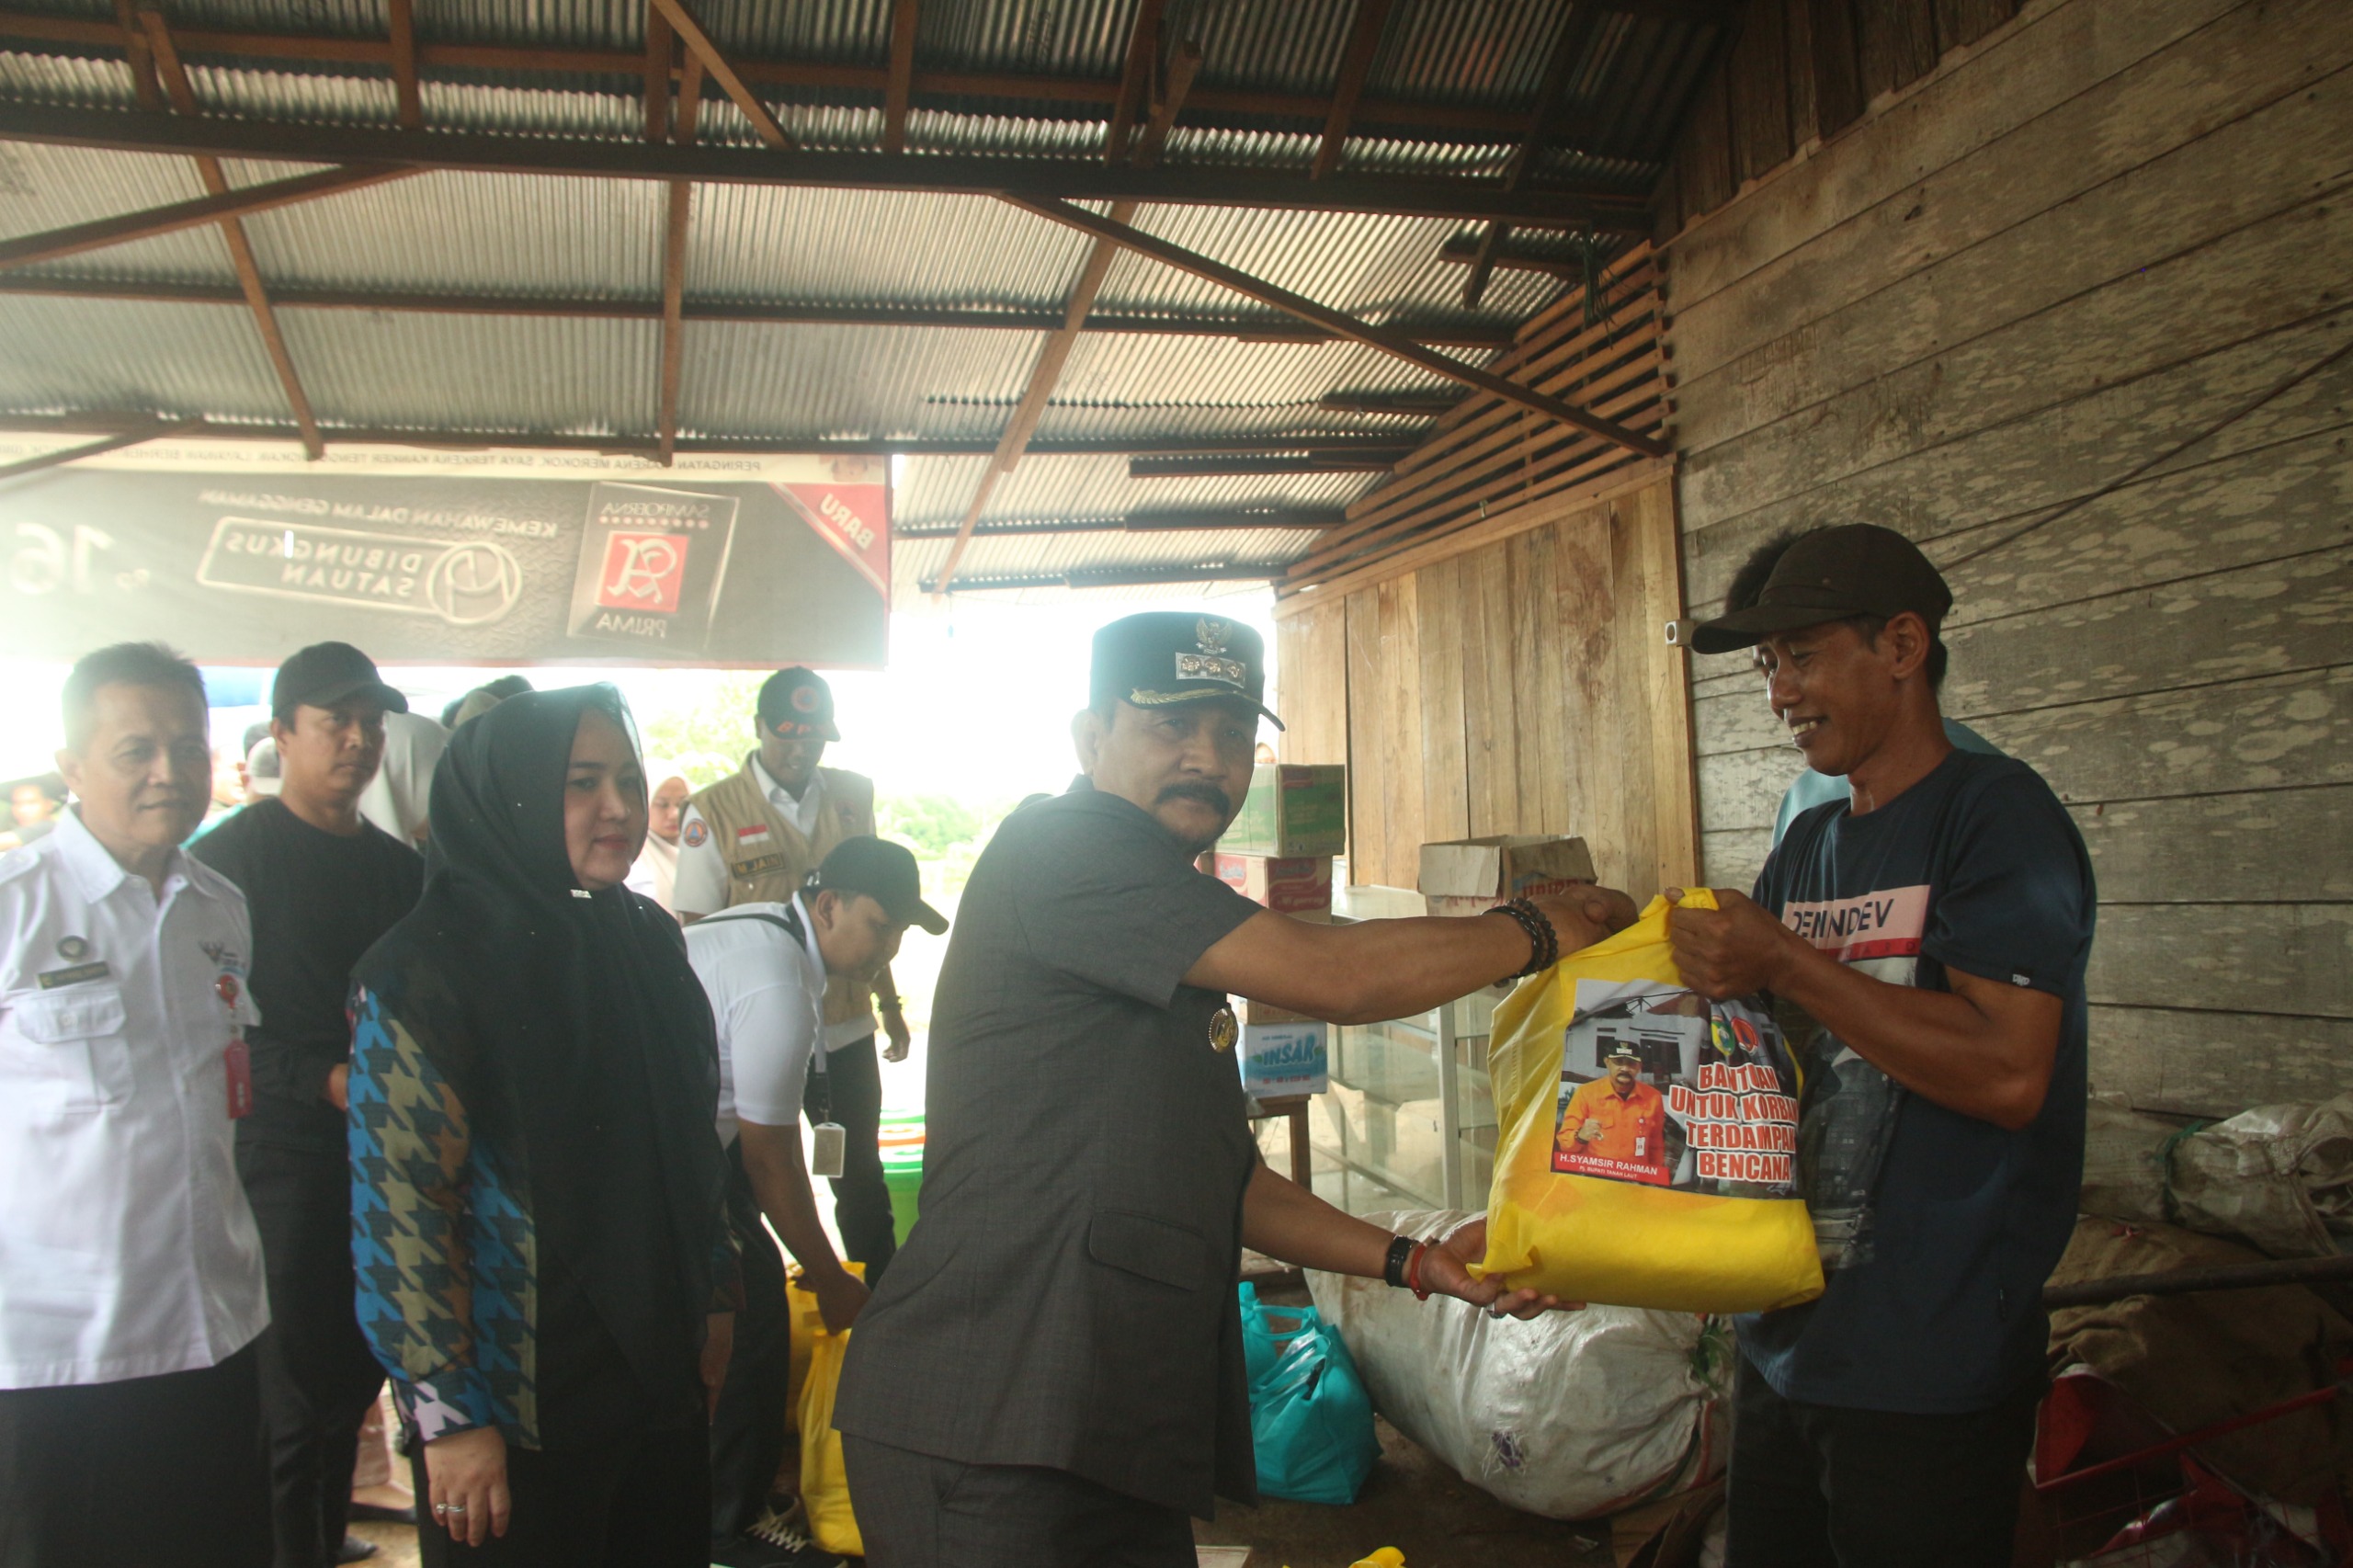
[1484,896,1558,981]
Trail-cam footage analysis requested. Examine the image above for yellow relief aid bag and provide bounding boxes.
[1474,890,1824,1313]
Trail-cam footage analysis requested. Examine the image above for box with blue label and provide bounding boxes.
[1241,1020,1330,1097]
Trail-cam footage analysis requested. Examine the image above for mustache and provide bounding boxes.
[1155,781,1233,816]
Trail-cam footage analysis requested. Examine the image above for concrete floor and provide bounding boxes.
[1192,1416,1615,1568]
[354,1418,1612,1568]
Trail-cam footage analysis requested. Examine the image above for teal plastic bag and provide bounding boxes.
[1237,1282,1281,1384]
[1239,1287,1381,1505]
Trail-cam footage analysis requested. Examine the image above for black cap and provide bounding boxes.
[1688,525,1953,655]
[758,667,839,742]
[1090,611,1283,730]
[271,642,409,718]
[813,837,948,936]
[1603,1043,1643,1062]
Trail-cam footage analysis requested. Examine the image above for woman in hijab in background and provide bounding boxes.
[625,760,690,915]
[348,687,737,1565]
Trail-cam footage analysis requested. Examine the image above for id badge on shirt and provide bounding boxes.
[216,971,253,1119]
[224,1038,254,1119]
[810,1122,847,1178]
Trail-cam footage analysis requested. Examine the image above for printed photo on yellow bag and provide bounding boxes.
[1474,890,1825,1314]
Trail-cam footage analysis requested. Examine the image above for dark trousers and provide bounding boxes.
[411,1424,708,1568]
[710,1153,793,1540]
[238,1141,387,1568]
[806,1033,897,1285]
[842,1436,1195,1568]
[1726,1353,2040,1568]
[0,1337,271,1568]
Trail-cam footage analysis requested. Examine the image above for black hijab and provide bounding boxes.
[354,685,725,1407]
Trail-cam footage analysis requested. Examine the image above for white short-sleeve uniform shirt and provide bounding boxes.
[683,896,826,1150]
[0,810,269,1390]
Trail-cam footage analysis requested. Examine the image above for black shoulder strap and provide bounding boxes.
[696,905,808,945]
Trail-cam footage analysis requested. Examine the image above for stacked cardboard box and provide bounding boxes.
[1221,765,1346,858]
[1213,852,1334,917]
[1417,834,1597,918]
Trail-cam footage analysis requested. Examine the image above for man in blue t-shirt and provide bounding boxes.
[1671,525,2095,1567]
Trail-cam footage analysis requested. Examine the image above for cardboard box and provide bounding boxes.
[1213,853,1333,916]
[1240,1020,1330,1097]
[1417,834,1597,918]
[1221,765,1347,858]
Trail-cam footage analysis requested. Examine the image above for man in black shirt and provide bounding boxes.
[1668,527,2095,1568]
[193,642,425,1568]
[836,613,1628,1568]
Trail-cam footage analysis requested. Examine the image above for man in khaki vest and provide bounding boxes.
[676,667,909,1281]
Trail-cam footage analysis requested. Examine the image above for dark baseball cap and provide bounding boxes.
[1090,611,1283,730]
[758,667,839,742]
[1688,525,1954,655]
[272,642,409,718]
[814,837,948,936]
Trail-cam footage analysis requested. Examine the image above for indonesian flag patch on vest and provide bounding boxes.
[736,824,774,846]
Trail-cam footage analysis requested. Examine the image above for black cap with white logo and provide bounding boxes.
[1688,525,1954,655]
[1089,611,1284,730]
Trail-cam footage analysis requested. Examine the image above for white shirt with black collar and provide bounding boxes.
[0,809,269,1390]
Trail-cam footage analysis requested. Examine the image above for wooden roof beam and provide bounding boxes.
[0,162,411,270]
[881,0,917,154]
[1006,196,1670,458]
[930,37,1201,597]
[920,562,1290,595]
[134,8,331,458]
[642,0,671,140]
[651,0,793,149]
[1438,234,1586,279]
[0,275,1520,345]
[1459,5,1602,306]
[1104,0,1165,164]
[0,103,1648,228]
[656,46,704,466]
[0,12,1677,139]
[0,415,1425,459]
[1313,0,1392,180]
[1131,452,1404,477]
[895,510,1346,539]
[1318,390,1455,416]
[0,417,201,481]
[388,0,422,130]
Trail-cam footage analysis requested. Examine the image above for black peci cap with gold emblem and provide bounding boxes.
[1089,611,1285,731]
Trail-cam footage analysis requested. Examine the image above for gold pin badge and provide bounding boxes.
[1209,1005,1238,1053]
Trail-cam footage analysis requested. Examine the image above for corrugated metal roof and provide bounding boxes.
[0,0,1712,602]
[678,321,1041,442]
[0,294,290,421]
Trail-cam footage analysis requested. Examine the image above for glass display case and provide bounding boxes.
[1274,879,1514,1219]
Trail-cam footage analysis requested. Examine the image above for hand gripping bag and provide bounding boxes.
[786,1264,867,1556]
[1473,890,1824,1313]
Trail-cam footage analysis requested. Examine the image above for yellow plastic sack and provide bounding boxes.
[797,1322,861,1556]
[785,1263,866,1556]
[1474,890,1824,1313]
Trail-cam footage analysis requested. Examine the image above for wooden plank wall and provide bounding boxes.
[1663,0,2353,1116]
[1283,244,1666,589]
[1652,0,2022,235]
[1273,472,1699,906]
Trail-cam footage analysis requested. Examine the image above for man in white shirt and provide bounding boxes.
[686,837,945,1567]
[676,669,912,1289]
[0,642,271,1567]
